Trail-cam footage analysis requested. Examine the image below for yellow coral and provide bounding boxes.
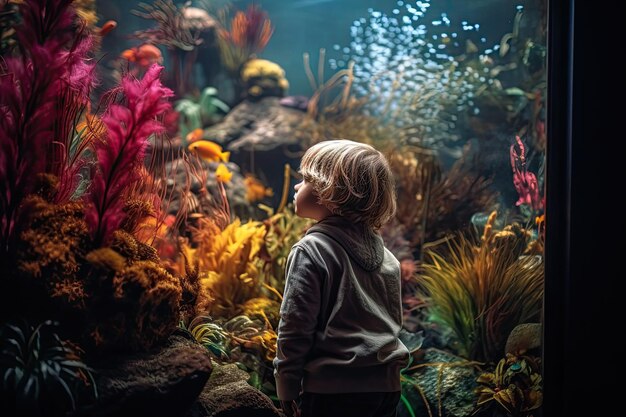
[190,219,267,318]
[241,59,289,98]
[241,297,281,329]
[241,59,285,82]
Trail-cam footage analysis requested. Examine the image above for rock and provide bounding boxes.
[73,333,213,417]
[505,323,542,355]
[204,97,318,207]
[205,97,314,152]
[399,349,480,417]
[185,363,283,417]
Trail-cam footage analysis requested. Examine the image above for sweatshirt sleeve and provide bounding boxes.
[273,245,322,401]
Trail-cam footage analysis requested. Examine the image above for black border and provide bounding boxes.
[544,1,623,414]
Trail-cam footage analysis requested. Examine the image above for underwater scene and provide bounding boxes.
[0,0,546,416]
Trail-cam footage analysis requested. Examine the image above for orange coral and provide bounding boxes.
[224,5,273,52]
[14,196,91,307]
[85,237,183,353]
[218,4,274,73]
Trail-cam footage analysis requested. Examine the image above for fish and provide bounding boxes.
[215,163,233,183]
[120,44,163,67]
[98,20,117,36]
[244,174,273,202]
[188,140,230,163]
[186,128,204,143]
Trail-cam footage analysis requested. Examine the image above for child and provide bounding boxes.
[273,139,410,417]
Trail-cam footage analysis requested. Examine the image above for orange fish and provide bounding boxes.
[186,128,204,143]
[98,20,117,36]
[120,44,163,67]
[244,174,273,202]
[188,140,230,163]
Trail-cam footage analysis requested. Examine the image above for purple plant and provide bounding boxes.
[84,64,173,246]
[0,0,96,253]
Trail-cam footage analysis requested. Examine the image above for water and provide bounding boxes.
[0,1,547,415]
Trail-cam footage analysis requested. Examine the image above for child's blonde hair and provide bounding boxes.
[299,139,396,230]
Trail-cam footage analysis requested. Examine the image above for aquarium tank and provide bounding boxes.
[0,0,546,416]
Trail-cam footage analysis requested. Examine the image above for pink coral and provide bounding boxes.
[510,136,543,211]
[84,64,173,245]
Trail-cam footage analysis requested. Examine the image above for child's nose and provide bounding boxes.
[294,181,302,191]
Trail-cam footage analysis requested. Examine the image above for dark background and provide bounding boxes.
[544,0,623,415]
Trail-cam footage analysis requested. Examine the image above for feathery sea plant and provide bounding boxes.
[217,4,273,73]
[0,320,97,415]
[84,64,173,246]
[191,218,267,319]
[0,0,96,254]
[258,203,314,295]
[388,145,497,251]
[132,0,202,52]
[183,315,230,361]
[132,0,205,95]
[418,217,543,363]
[184,313,277,367]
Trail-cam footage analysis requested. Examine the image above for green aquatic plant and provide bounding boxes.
[475,353,542,417]
[0,320,97,415]
[174,86,230,142]
[418,217,543,363]
[183,315,230,361]
[258,202,314,296]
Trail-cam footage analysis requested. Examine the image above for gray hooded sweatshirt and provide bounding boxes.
[273,216,410,401]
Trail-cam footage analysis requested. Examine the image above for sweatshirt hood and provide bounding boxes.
[306,216,384,271]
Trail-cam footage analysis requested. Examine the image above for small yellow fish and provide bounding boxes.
[188,140,230,163]
[215,163,233,183]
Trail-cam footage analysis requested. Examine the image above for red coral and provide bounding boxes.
[510,136,543,211]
